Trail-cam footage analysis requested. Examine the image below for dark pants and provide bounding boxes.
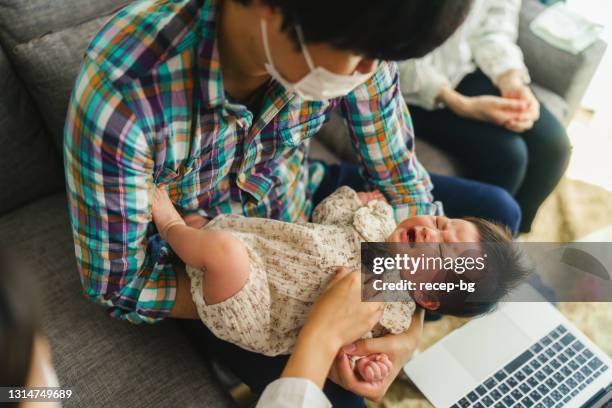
[313,161,522,235]
[180,161,522,408]
[408,69,572,233]
[179,320,365,407]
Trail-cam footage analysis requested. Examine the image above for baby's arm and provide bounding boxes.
[312,186,366,225]
[152,187,250,304]
[355,190,387,205]
[313,186,389,226]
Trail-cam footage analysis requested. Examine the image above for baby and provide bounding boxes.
[152,186,525,383]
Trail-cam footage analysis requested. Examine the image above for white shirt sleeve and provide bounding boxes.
[468,0,530,85]
[398,58,451,110]
[256,378,332,408]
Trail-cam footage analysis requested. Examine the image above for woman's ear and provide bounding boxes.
[413,290,440,311]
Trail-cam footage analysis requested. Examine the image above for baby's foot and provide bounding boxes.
[355,353,393,383]
[356,190,387,205]
[152,186,185,239]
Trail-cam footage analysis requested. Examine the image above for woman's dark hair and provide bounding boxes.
[0,250,40,386]
[234,0,473,60]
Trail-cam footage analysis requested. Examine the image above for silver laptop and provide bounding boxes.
[403,288,611,407]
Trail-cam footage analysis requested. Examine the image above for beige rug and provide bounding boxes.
[521,178,612,243]
[371,178,612,408]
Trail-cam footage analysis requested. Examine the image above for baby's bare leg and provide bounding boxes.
[354,354,393,383]
[198,229,251,305]
[152,187,250,304]
[164,225,251,304]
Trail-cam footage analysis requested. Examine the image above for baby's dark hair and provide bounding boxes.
[432,217,531,317]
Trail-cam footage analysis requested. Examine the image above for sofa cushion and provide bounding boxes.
[0,0,130,47]
[414,138,464,176]
[8,17,115,150]
[0,194,236,408]
[518,0,606,123]
[0,0,133,150]
[0,45,64,215]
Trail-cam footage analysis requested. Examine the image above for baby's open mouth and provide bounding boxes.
[403,227,416,247]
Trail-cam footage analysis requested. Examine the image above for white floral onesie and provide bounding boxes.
[185,186,416,356]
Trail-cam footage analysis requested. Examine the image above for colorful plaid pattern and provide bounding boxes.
[64,0,436,323]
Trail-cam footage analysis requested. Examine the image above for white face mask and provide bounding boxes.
[260,19,375,101]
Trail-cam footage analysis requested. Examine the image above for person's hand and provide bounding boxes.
[437,84,537,133]
[497,69,540,132]
[282,268,384,388]
[183,213,210,229]
[300,268,384,350]
[356,190,387,205]
[328,308,425,401]
[452,94,527,126]
[355,353,394,383]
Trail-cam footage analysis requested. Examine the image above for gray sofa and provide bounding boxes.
[0,1,605,407]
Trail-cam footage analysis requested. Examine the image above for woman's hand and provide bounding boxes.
[328,308,425,401]
[497,69,540,132]
[437,82,539,133]
[439,86,525,125]
[300,268,384,351]
[281,268,384,388]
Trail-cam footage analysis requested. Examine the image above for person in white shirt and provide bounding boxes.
[398,0,571,234]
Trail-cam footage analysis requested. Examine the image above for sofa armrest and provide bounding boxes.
[518,0,607,123]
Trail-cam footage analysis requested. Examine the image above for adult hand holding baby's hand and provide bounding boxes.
[283,268,383,389]
[329,308,425,401]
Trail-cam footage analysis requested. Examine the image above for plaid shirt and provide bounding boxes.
[64,0,436,323]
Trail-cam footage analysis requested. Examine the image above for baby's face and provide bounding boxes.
[386,216,484,311]
[386,215,480,244]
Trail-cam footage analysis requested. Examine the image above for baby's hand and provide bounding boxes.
[355,353,393,383]
[183,213,210,229]
[152,186,184,239]
[356,190,387,205]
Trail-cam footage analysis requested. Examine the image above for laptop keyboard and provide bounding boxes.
[451,325,609,408]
